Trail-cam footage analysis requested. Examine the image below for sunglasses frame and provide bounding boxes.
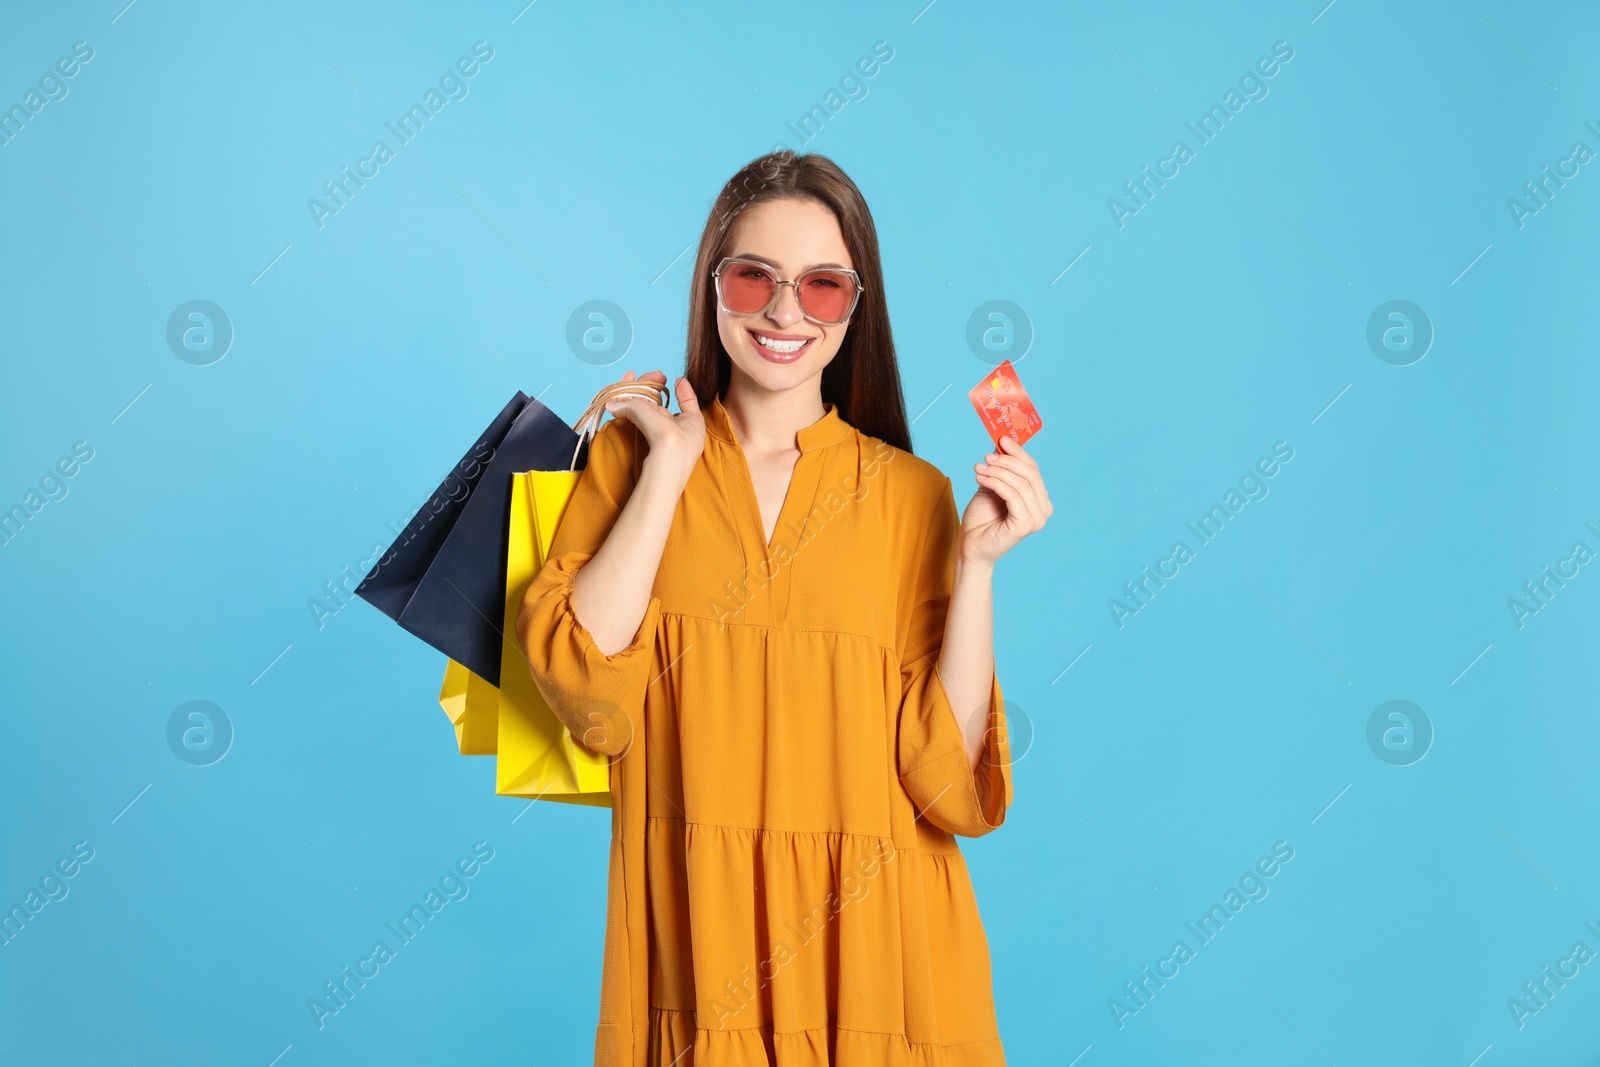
[712,256,864,327]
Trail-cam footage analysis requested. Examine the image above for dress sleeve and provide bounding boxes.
[513,419,663,758]
[895,475,1013,838]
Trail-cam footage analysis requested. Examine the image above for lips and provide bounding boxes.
[747,329,815,364]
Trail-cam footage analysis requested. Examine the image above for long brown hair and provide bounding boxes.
[684,151,914,454]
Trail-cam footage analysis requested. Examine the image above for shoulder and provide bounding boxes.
[583,417,649,492]
[590,415,650,462]
[851,433,962,588]
[853,430,953,524]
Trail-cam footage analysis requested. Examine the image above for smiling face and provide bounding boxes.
[714,197,855,396]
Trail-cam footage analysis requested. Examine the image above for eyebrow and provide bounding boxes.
[730,252,852,272]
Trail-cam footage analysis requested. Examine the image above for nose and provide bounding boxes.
[766,282,805,329]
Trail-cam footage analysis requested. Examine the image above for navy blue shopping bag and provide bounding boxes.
[355,392,588,683]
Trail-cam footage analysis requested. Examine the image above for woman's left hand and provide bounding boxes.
[961,434,1052,567]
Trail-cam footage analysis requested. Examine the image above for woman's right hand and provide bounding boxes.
[604,370,706,490]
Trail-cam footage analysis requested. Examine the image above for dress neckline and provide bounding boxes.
[704,393,849,625]
[704,393,853,453]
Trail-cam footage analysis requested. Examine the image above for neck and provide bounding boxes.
[722,373,826,456]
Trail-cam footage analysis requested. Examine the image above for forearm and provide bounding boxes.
[934,554,996,770]
[571,457,683,655]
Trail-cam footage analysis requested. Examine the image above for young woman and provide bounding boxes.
[517,151,1050,1066]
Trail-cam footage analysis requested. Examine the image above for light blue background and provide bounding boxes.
[3,1,1598,1064]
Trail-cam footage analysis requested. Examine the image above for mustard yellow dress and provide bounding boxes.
[517,393,1014,1066]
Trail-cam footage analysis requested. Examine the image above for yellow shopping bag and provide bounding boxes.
[434,379,668,807]
[493,466,612,805]
[438,659,499,755]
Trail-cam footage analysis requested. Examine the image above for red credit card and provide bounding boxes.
[968,359,1043,446]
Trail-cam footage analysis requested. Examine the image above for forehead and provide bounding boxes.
[725,197,853,271]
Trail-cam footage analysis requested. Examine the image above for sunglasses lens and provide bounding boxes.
[720,263,777,314]
[798,271,856,323]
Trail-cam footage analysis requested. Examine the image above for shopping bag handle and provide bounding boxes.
[567,379,671,470]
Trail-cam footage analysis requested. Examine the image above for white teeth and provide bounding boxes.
[754,333,807,354]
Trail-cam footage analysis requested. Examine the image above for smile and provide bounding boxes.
[747,329,815,363]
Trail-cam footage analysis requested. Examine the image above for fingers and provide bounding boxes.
[974,469,1029,526]
[975,461,1046,532]
[607,369,683,420]
[975,465,1034,520]
[674,376,702,417]
[605,395,668,436]
[607,370,672,420]
[603,395,637,423]
[976,456,1042,519]
[979,453,1052,517]
[996,433,1040,471]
